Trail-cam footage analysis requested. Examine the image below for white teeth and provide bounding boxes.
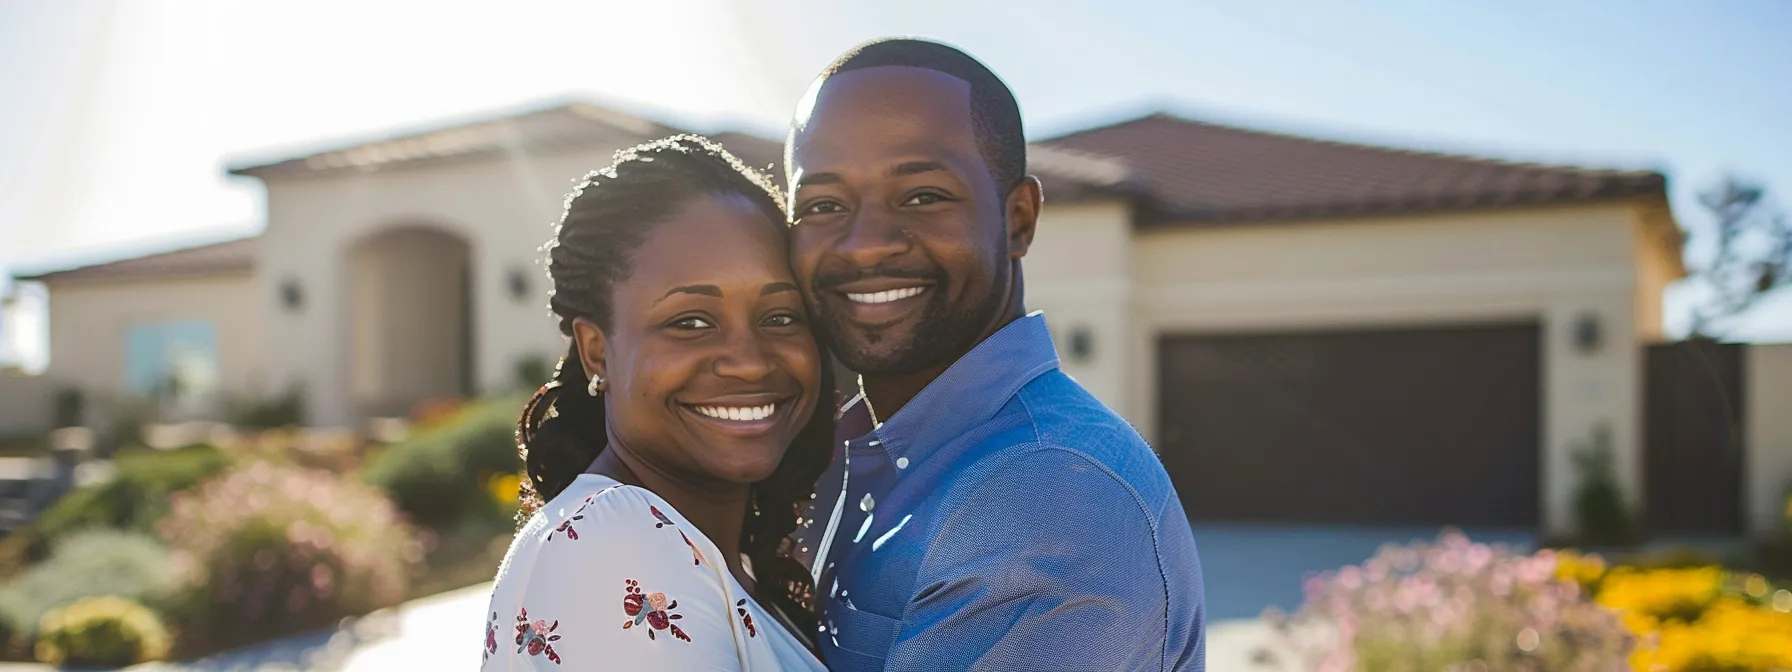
[845,287,926,304]
[693,404,776,422]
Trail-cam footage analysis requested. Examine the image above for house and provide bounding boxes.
[12,99,1789,537]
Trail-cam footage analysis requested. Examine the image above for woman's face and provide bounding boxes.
[576,193,821,486]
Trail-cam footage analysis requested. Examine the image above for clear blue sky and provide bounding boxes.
[2,0,1790,357]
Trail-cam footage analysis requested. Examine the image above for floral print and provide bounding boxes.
[736,599,758,637]
[549,495,597,541]
[514,607,564,664]
[622,579,691,642]
[484,611,499,662]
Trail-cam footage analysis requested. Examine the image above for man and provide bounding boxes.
[785,37,1206,671]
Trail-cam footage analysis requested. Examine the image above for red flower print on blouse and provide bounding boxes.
[646,505,705,566]
[735,599,758,637]
[484,611,499,662]
[649,505,675,528]
[549,495,597,542]
[621,579,691,642]
[513,607,564,664]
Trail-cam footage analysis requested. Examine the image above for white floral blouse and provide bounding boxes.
[481,474,825,671]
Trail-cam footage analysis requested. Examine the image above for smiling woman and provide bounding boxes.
[486,135,831,671]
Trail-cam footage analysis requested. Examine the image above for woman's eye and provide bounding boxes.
[762,314,799,328]
[671,316,713,330]
[901,192,948,206]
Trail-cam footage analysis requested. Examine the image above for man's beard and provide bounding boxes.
[811,270,1007,377]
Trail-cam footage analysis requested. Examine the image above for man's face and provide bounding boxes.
[787,66,1020,376]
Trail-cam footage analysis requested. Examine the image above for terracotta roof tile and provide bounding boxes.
[1039,113,1667,224]
[17,237,257,284]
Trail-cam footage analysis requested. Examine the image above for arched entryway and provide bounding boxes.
[345,226,474,420]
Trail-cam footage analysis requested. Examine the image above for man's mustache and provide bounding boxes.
[812,264,945,293]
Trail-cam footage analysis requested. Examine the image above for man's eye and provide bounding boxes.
[799,201,845,216]
[671,316,713,330]
[901,192,947,206]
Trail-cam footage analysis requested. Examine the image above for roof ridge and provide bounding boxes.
[1044,111,1660,178]
[227,99,677,176]
[15,235,260,282]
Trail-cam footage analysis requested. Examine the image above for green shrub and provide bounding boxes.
[1571,423,1636,546]
[52,388,83,429]
[33,596,170,668]
[0,445,231,574]
[514,354,551,391]
[363,397,525,530]
[159,461,422,653]
[228,385,306,429]
[0,530,179,644]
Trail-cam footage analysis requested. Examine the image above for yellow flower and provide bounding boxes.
[1554,549,1607,587]
[488,472,522,508]
[1596,566,1724,623]
[1629,599,1792,672]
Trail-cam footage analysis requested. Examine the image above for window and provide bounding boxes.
[124,321,220,410]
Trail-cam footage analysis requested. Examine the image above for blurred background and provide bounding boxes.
[1,0,1789,669]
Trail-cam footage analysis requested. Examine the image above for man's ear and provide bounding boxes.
[570,317,608,385]
[1004,176,1043,259]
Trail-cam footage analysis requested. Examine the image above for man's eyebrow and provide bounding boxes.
[795,172,843,188]
[889,161,947,177]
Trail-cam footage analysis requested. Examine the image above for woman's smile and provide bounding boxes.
[678,393,799,438]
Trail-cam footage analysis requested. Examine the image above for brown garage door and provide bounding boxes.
[1158,323,1541,527]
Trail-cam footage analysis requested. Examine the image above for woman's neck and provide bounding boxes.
[587,447,755,591]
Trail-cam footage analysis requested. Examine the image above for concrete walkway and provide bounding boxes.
[87,583,1277,671]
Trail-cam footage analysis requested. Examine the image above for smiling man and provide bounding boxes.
[786,38,1206,671]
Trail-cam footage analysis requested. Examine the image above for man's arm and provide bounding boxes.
[885,447,1200,671]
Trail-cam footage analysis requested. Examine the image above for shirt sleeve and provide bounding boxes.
[885,447,1188,672]
[489,487,746,672]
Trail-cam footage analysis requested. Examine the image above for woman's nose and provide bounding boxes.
[711,329,775,382]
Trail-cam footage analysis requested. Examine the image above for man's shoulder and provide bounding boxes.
[997,371,1173,495]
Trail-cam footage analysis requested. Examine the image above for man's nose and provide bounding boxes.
[834,206,910,269]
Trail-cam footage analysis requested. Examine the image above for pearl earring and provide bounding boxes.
[587,375,604,397]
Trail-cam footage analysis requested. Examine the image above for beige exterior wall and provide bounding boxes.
[38,273,262,421]
[0,372,57,432]
[1025,202,1136,416]
[1115,202,1653,535]
[258,141,644,426]
[1746,343,1792,537]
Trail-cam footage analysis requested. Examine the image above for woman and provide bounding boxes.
[482,135,831,671]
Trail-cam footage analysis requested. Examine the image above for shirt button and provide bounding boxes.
[895,457,909,469]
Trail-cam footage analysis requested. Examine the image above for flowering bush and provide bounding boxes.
[0,529,179,648]
[1266,531,1634,671]
[33,595,170,668]
[363,396,523,530]
[1558,552,1792,671]
[158,461,423,652]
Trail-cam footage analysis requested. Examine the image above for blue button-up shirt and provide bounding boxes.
[795,313,1206,671]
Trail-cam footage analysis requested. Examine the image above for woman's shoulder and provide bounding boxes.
[517,475,711,565]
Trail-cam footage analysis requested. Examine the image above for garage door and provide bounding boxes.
[1158,323,1541,527]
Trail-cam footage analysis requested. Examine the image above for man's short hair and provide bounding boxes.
[790,37,1028,194]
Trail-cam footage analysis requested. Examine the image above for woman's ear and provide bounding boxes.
[571,318,608,389]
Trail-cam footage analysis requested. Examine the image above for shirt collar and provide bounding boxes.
[868,311,1060,465]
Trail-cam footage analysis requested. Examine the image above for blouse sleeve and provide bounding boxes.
[486,486,746,671]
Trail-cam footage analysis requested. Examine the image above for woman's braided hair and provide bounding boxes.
[515,134,831,635]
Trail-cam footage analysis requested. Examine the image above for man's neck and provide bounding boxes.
[861,307,1024,423]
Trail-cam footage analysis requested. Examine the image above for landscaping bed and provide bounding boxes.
[0,395,525,667]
